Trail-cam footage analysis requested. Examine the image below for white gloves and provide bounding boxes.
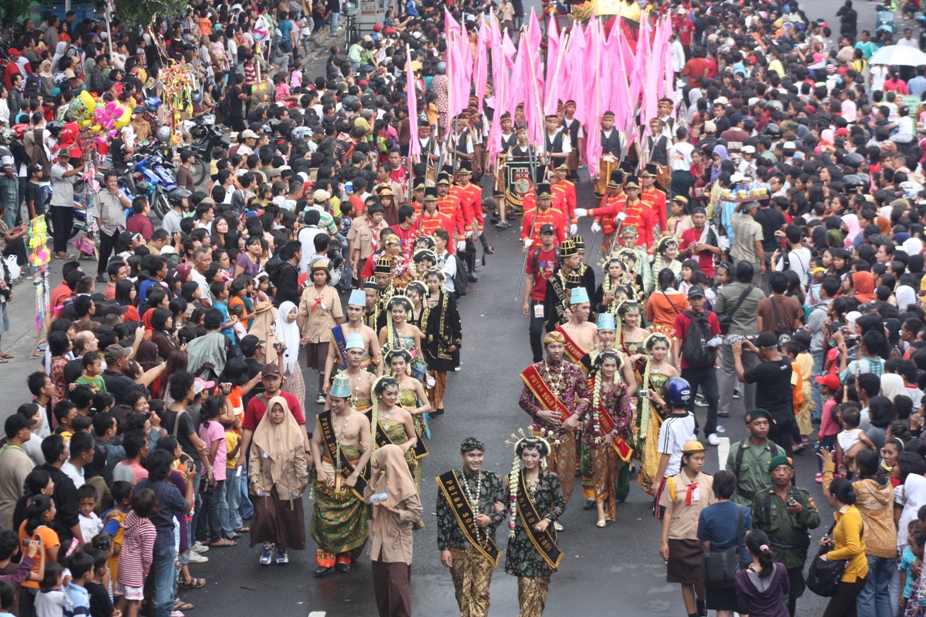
[591,221,601,233]
[456,240,466,252]
[574,208,588,218]
[524,238,533,248]
[569,224,577,236]
[465,231,472,238]
[617,212,626,221]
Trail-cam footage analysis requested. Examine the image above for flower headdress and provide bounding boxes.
[505,428,560,538]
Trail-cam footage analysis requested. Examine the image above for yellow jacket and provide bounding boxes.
[827,506,869,583]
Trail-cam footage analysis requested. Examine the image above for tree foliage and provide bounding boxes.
[0,0,36,27]
[110,0,189,31]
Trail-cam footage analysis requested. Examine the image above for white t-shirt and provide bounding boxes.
[871,65,888,92]
[61,461,86,488]
[669,141,695,171]
[657,412,696,479]
[776,246,811,283]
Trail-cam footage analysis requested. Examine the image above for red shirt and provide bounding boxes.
[451,183,483,230]
[50,282,73,320]
[526,247,560,302]
[521,207,567,246]
[682,58,709,87]
[641,188,667,234]
[674,18,695,46]
[418,211,456,254]
[673,310,721,369]
[242,391,306,431]
[551,180,577,224]
[679,226,716,277]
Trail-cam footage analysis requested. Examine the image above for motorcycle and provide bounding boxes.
[185,114,230,186]
[131,146,186,219]
[44,198,89,241]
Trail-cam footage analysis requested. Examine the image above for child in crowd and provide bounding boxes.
[102,480,133,591]
[35,561,70,617]
[75,352,107,392]
[0,580,14,617]
[835,403,876,477]
[116,489,158,617]
[814,373,843,482]
[64,552,94,617]
[83,546,117,617]
[901,526,926,612]
[225,421,245,533]
[78,485,103,542]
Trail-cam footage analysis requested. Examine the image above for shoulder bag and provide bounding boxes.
[806,519,862,597]
[702,504,744,588]
[718,285,754,335]
[769,295,793,346]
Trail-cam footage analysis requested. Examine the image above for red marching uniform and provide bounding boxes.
[641,187,668,236]
[588,196,656,249]
[520,207,568,245]
[552,179,578,225]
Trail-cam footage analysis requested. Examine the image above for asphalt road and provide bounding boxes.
[0,2,883,615]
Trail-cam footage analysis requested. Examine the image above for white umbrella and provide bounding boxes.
[869,45,926,67]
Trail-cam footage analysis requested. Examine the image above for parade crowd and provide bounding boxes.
[7,0,926,615]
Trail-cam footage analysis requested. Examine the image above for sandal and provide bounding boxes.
[179,577,205,589]
[174,600,195,611]
[234,526,250,533]
[0,353,13,359]
[210,538,238,547]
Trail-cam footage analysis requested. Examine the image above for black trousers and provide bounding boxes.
[769,415,796,458]
[97,229,120,275]
[50,205,73,254]
[681,365,719,437]
[528,301,545,363]
[822,576,866,617]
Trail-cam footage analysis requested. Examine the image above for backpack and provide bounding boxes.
[452,254,468,298]
[680,310,716,368]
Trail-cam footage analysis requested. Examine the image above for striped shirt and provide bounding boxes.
[117,511,156,588]
[134,479,187,552]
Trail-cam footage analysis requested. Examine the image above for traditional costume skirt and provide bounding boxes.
[666,539,703,585]
[309,462,370,558]
[450,544,495,617]
[516,576,551,617]
[249,486,306,551]
[591,445,624,521]
[637,407,665,494]
[548,434,576,504]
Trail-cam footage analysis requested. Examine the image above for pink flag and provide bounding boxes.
[473,20,489,111]
[406,51,420,161]
[485,18,505,167]
[502,30,517,67]
[584,17,602,179]
[543,15,560,115]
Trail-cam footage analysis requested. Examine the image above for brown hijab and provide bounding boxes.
[252,396,303,487]
[370,444,417,510]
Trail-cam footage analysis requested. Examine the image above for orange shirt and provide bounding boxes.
[451,183,484,231]
[419,211,457,253]
[437,194,465,236]
[19,522,59,589]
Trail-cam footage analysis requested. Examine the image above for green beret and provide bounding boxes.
[745,409,771,424]
[768,455,793,472]
[460,437,485,453]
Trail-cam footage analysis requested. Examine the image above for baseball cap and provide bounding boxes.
[704,121,717,133]
[103,344,129,364]
[815,373,841,391]
[313,189,330,202]
[754,332,779,348]
[7,48,20,55]
[344,181,354,192]
[540,223,555,235]
[687,285,706,298]
[241,129,258,140]
[28,163,44,174]
[193,377,216,396]
[5,414,36,438]
[262,363,281,377]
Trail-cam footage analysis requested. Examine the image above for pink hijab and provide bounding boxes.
[842,214,861,248]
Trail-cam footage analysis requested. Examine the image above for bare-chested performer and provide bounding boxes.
[323,290,383,392]
[556,287,599,372]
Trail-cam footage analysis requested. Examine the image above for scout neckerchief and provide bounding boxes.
[436,470,501,566]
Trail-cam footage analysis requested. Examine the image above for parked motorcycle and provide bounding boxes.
[131,146,187,219]
[185,114,230,186]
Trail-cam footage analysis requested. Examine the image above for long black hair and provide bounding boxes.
[744,529,775,579]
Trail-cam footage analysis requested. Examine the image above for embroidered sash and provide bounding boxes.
[516,473,563,571]
[367,411,429,460]
[436,470,500,566]
[585,378,634,462]
[555,326,587,365]
[520,364,571,419]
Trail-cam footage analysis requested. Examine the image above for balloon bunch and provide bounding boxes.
[93,101,132,133]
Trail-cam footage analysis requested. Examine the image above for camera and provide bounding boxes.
[638,389,650,398]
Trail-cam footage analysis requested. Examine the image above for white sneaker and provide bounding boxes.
[188,551,209,564]
[707,433,721,446]
[191,542,210,553]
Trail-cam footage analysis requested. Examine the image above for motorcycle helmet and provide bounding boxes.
[155,126,172,143]
[145,97,162,111]
[168,187,192,202]
[135,180,151,196]
[0,129,14,145]
[191,91,203,104]
[664,377,692,407]
[292,126,312,140]
[190,125,208,140]
[764,123,781,138]
[46,121,64,136]
[844,152,864,168]
[843,174,862,190]
[53,72,69,86]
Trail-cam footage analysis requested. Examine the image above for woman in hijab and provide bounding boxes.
[249,396,309,565]
[247,300,279,365]
[709,145,730,183]
[135,341,160,372]
[851,271,876,303]
[38,60,54,97]
[51,41,67,72]
[365,443,422,617]
[273,301,305,405]
[842,214,861,249]
[896,284,917,311]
